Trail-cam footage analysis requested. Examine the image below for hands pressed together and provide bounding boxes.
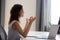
[26,16,36,25]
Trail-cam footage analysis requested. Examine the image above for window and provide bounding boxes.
[51,0,60,24]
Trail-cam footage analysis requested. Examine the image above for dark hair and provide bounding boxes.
[9,4,23,24]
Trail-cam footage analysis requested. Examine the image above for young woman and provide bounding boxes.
[8,4,36,40]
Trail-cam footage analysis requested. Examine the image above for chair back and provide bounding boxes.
[0,25,7,40]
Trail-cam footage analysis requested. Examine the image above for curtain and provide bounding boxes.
[36,0,44,31]
[39,0,51,31]
[39,0,44,31]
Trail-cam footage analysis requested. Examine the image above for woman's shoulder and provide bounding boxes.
[13,21,19,24]
[12,20,19,25]
[9,20,19,26]
[11,20,20,30]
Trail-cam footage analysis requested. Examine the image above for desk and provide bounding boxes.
[20,31,60,40]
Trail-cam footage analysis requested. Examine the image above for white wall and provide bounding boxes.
[5,0,36,33]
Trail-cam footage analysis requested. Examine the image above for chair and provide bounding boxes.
[57,20,60,34]
[0,24,7,40]
[0,35,2,40]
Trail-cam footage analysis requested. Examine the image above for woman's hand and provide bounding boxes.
[29,16,36,24]
[25,18,30,25]
[26,16,36,25]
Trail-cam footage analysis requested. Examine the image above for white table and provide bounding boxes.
[20,31,60,40]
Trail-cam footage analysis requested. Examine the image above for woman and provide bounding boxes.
[8,4,36,40]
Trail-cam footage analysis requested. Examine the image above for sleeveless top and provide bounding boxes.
[8,20,20,40]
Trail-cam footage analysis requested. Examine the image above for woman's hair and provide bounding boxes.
[9,4,23,24]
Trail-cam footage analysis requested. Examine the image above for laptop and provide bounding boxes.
[27,25,59,39]
[48,25,59,39]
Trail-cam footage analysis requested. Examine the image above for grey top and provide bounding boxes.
[8,20,20,40]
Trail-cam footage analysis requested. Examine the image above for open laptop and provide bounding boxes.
[27,25,59,39]
[48,25,59,39]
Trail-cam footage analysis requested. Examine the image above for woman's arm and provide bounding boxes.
[23,16,36,37]
[12,16,36,38]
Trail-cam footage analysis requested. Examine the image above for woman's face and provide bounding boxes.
[19,8,24,17]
